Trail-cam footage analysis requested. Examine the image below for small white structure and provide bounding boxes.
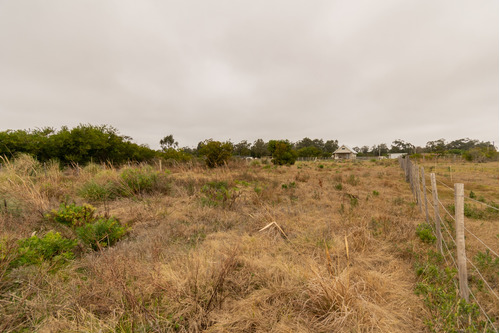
[333,145,357,160]
[389,153,407,159]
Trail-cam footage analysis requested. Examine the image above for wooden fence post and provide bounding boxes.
[405,157,410,183]
[421,167,429,223]
[430,173,443,255]
[455,183,469,302]
[416,165,422,212]
[413,164,418,202]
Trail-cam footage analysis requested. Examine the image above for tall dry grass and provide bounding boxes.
[2,156,496,332]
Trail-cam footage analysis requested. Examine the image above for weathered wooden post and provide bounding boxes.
[455,183,469,302]
[416,165,422,212]
[405,157,410,183]
[430,173,443,255]
[421,167,429,223]
[412,164,418,200]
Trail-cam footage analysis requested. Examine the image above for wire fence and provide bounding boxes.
[399,156,499,332]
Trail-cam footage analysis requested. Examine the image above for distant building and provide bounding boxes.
[389,153,407,159]
[332,145,357,160]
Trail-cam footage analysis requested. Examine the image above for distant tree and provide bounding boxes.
[295,137,314,150]
[0,124,159,165]
[390,139,414,154]
[371,143,389,156]
[324,140,339,154]
[160,135,178,151]
[425,139,446,154]
[463,147,499,162]
[250,139,269,158]
[297,146,322,158]
[268,140,298,165]
[198,140,233,168]
[234,140,251,156]
[360,146,370,155]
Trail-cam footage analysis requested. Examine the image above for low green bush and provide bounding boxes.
[10,231,77,269]
[120,167,159,194]
[416,223,436,244]
[200,181,239,208]
[46,202,96,227]
[448,202,498,220]
[76,217,127,251]
[78,180,118,201]
[414,249,487,331]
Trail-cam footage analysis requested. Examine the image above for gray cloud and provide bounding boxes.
[0,0,497,149]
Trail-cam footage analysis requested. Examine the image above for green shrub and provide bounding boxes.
[46,202,96,227]
[414,249,488,331]
[334,183,343,191]
[268,140,298,165]
[76,217,127,251]
[200,181,239,208]
[78,180,118,201]
[372,190,379,196]
[120,167,159,194]
[474,249,499,276]
[198,140,233,168]
[11,231,77,268]
[416,223,436,244]
[448,202,498,220]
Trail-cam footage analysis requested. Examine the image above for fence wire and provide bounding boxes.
[400,157,499,332]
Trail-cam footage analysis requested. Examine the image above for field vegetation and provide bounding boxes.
[0,154,498,332]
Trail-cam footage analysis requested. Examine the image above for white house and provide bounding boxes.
[332,145,357,160]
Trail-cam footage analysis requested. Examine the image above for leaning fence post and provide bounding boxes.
[430,173,443,255]
[455,183,469,302]
[421,167,429,223]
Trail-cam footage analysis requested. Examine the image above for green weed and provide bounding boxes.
[200,181,239,208]
[416,223,436,244]
[76,217,127,251]
[46,202,96,227]
[10,231,77,269]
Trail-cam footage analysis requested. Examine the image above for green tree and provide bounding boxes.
[250,139,269,158]
[234,140,251,156]
[198,140,233,168]
[160,135,178,151]
[268,140,298,165]
[297,146,322,157]
[324,140,339,154]
[390,139,414,154]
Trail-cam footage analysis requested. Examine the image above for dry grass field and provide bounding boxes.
[0,155,497,332]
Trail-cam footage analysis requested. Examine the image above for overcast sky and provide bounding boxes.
[0,0,498,149]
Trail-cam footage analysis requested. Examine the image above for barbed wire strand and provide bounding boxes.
[424,195,459,269]
[463,227,500,258]
[465,257,499,300]
[436,178,455,191]
[468,286,499,333]
[434,176,499,211]
[465,196,499,211]
[405,162,498,332]
[426,183,499,258]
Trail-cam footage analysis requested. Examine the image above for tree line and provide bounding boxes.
[0,125,497,167]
